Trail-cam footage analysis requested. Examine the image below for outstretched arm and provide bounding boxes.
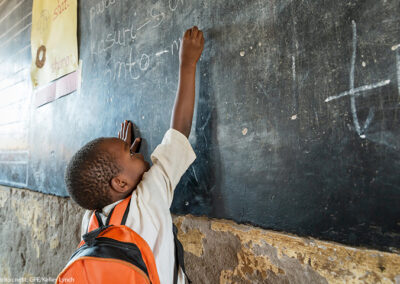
[170,26,205,138]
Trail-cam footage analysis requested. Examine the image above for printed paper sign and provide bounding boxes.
[30,0,78,88]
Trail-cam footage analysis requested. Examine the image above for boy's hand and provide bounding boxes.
[179,26,204,68]
[118,120,141,153]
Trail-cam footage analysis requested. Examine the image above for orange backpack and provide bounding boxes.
[56,195,160,284]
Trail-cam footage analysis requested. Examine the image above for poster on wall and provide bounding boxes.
[30,0,79,107]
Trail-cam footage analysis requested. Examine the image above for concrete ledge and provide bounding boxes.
[1,186,399,283]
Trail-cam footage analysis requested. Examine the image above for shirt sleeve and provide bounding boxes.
[135,128,196,208]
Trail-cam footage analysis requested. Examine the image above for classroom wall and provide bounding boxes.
[0,185,399,284]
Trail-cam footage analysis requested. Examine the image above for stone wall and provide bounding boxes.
[0,185,399,283]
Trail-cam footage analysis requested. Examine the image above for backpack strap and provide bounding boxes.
[87,209,104,233]
[173,224,192,284]
[107,194,132,226]
[87,195,131,233]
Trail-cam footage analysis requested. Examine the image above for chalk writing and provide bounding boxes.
[134,9,165,32]
[90,23,137,56]
[89,0,119,29]
[325,21,391,138]
[169,0,184,12]
[89,0,183,83]
[155,50,169,56]
[104,48,150,81]
[150,8,165,28]
[171,38,182,56]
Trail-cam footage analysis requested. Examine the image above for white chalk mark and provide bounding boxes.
[0,160,28,164]
[361,108,375,137]
[137,19,151,31]
[0,0,25,26]
[396,49,400,97]
[0,23,31,49]
[391,44,400,51]
[350,21,361,135]
[0,12,31,41]
[0,150,29,154]
[171,39,181,56]
[155,50,169,56]
[292,55,296,83]
[326,20,391,137]
[192,167,199,183]
[324,80,391,102]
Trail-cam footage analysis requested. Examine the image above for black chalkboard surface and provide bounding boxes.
[1,0,399,252]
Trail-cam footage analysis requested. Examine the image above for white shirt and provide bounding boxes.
[80,128,196,284]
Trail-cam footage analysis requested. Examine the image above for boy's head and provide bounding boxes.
[65,137,150,210]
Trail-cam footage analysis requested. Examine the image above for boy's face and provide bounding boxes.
[101,138,150,194]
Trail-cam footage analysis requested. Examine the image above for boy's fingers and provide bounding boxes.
[191,26,198,37]
[197,30,203,40]
[122,122,126,139]
[184,28,191,38]
[130,138,141,153]
[126,122,132,140]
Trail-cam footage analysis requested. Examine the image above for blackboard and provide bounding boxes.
[1,0,399,252]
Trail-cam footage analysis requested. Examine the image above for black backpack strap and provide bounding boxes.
[95,210,104,227]
[173,223,192,284]
[83,210,110,246]
[121,198,131,225]
[105,206,115,226]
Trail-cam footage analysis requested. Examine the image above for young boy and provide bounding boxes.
[64,26,204,283]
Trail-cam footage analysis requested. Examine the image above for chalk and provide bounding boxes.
[324,80,391,102]
[0,12,31,41]
[292,55,296,83]
[240,51,245,57]
[137,19,151,31]
[325,21,391,138]
[0,160,28,164]
[362,108,374,133]
[155,50,169,56]
[0,23,31,49]
[350,20,361,136]
[396,49,400,96]
[242,128,248,135]
[0,0,24,26]
[391,44,400,51]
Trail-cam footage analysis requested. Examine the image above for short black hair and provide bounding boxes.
[65,137,122,210]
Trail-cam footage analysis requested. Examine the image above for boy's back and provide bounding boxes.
[65,26,205,283]
[80,128,196,283]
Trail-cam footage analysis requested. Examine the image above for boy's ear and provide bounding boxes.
[110,175,129,193]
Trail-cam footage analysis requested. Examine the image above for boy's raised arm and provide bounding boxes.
[170,26,205,138]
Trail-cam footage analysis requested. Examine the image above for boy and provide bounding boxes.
[64,26,204,283]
